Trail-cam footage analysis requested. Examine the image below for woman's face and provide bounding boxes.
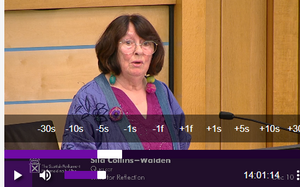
[117,22,152,78]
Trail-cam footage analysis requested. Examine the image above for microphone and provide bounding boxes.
[219,111,300,134]
[219,111,235,120]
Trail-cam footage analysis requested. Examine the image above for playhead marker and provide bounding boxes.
[97,150,122,159]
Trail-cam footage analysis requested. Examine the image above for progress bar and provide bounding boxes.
[65,171,106,180]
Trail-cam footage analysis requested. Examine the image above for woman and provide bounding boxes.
[62,14,191,150]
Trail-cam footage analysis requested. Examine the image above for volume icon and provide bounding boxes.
[39,170,51,181]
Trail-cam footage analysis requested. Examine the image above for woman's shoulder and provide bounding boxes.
[154,79,171,94]
[71,76,107,103]
[154,79,177,103]
[154,79,183,114]
[76,79,101,95]
[69,76,109,114]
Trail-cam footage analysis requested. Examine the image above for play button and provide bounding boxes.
[14,170,22,180]
[5,161,31,186]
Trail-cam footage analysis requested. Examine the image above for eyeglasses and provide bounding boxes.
[119,39,158,55]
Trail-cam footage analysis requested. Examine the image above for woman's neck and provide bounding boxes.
[108,73,146,92]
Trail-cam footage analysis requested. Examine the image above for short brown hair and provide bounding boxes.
[95,14,165,76]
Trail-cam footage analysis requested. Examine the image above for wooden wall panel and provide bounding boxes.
[174,0,206,150]
[273,0,299,147]
[174,1,183,106]
[5,47,169,102]
[175,0,299,150]
[5,7,170,48]
[174,0,206,114]
[5,49,98,101]
[205,0,221,150]
[5,103,71,115]
[206,0,221,116]
[266,0,274,148]
[220,0,267,149]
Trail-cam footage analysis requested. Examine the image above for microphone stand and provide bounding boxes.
[219,111,300,135]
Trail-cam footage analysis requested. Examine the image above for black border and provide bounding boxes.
[168,5,174,93]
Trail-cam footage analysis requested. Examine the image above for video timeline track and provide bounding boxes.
[5,115,300,143]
